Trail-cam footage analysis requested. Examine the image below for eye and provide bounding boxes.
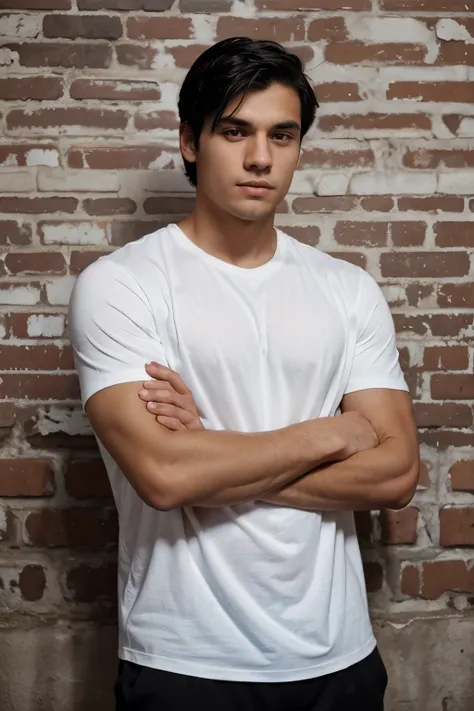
[273,133,293,142]
[223,129,244,139]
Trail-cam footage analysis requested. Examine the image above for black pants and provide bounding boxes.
[115,647,388,710]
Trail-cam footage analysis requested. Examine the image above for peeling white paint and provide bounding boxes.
[27,315,65,338]
[26,149,59,168]
[436,19,472,43]
[0,285,40,306]
[41,222,107,246]
[45,277,76,306]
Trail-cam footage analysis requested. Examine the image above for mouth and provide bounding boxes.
[237,181,275,197]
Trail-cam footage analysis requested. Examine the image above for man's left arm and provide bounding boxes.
[260,388,420,512]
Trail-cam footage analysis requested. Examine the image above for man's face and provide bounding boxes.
[182,83,302,222]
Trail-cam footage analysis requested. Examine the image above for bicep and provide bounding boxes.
[342,388,419,470]
[86,382,174,508]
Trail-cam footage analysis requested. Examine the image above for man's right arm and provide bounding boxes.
[86,383,377,510]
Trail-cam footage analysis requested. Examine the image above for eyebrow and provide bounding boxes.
[217,116,301,132]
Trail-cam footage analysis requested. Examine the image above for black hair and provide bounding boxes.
[178,37,318,187]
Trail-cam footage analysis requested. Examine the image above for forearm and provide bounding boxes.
[261,438,419,512]
[162,419,345,508]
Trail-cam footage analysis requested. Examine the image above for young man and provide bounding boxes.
[69,37,419,711]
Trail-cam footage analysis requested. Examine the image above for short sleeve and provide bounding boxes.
[68,259,168,407]
[344,269,408,395]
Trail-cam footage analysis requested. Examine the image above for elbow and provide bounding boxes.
[134,462,186,512]
[383,462,420,511]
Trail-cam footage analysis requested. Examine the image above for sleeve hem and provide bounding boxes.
[81,369,152,409]
[344,378,409,395]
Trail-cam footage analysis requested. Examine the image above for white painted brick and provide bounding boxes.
[35,405,92,435]
[41,222,107,246]
[45,276,76,306]
[0,14,41,39]
[438,171,474,195]
[0,285,40,306]
[0,153,19,168]
[192,15,217,42]
[231,0,256,16]
[350,171,437,195]
[26,149,59,168]
[381,66,468,83]
[289,170,323,195]
[347,17,434,45]
[456,118,474,138]
[436,19,472,43]
[27,314,65,338]
[316,174,350,196]
[38,169,121,193]
[0,171,35,192]
[0,321,7,339]
[0,48,16,66]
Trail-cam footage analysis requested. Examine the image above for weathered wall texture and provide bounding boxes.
[0,1,473,710]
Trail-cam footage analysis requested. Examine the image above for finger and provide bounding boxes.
[145,362,190,395]
[139,386,178,403]
[156,415,187,431]
[147,402,193,423]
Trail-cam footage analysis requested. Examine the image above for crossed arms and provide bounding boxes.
[85,369,419,513]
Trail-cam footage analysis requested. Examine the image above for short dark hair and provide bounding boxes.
[178,37,318,187]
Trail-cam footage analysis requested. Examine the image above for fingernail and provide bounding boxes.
[147,402,157,410]
[139,389,148,396]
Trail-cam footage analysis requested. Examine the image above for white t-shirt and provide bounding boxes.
[69,223,408,682]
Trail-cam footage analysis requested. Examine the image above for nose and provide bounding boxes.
[243,134,272,174]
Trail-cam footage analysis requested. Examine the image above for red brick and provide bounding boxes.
[400,564,420,596]
[0,459,54,497]
[6,108,128,131]
[300,148,374,169]
[65,459,112,499]
[18,565,47,602]
[70,79,161,101]
[78,0,172,7]
[380,508,418,545]
[43,14,122,39]
[398,197,465,213]
[380,252,470,278]
[134,110,179,131]
[361,197,395,212]
[0,374,80,400]
[326,42,426,65]
[127,15,192,40]
[25,508,118,547]
[65,562,117,603]
[292,197,358,214]
[70,250,110,274]
[418,462,431,488]
[280,226,320,246]
[218,16,305,42]
[6,42,112,68]
[8,312,65,339]
[256,0,371,8]
[450,461,474,493]
[0,197,77,214]
[434,222,474,248]
[0,345,73,371]
[4,252,66,275]
[391,222,426,247]
[67,146,166,170]
[424,345,469,371]
[404,148,474,170]
[387,82,474,103]
[363,562,384,593]
[314,82,361,103]
[109,220,163,246]
[165,44,210,69]
[438,283,474,310]
[319,113,431,133]
[380,0,469,8]
[419,430,474,450]
[144,196,195,216]
[307,17,347,40]
[0,221,32,246]
[0,77,63,101]
[437,43,474,67]
[82,198,136,216]
[393,313,473,338]
[0,0,70,6]
[443,115,470,136]
[335,221,388,247]
[440,508,474,547]
[329,252,367,269]
[414,403,473,428]
[431,375,474,401]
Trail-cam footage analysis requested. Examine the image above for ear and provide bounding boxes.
[179,123,197,164]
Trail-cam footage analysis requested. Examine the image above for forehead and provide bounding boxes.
[221,83,301,127]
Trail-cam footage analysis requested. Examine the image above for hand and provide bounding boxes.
[138,362,204,431]
[337,411,379,459]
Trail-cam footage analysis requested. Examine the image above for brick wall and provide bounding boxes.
[0,0,473,691]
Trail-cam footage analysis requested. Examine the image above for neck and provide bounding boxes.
[178,196,277,269]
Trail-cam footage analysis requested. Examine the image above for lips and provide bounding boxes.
[237,182,274,190]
